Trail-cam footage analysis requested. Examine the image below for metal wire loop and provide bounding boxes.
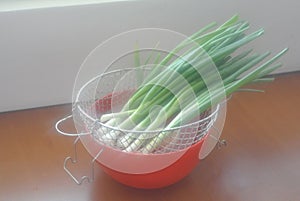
[55,115,90,136]
[209,125,227,149]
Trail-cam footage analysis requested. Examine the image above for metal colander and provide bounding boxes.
[72,68,219,155]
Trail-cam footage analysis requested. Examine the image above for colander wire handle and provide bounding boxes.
[64,136,103,185]
[212,97,228,149]
[55,115,90,136]
[209,125,227,149]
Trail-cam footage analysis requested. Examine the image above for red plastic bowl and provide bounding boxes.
[100,138,205,189]
[78,94,208,189]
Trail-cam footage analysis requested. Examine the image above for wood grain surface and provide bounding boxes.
[0,72,299,201]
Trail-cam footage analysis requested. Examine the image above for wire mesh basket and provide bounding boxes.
[73,68,219,153]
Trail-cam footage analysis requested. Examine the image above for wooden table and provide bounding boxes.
[1,72,300,201]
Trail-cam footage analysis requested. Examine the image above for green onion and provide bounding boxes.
[99,15,288,153]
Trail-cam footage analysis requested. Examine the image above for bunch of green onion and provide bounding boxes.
[98,15,288,154]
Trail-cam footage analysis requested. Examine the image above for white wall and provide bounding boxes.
[0,0,299,112]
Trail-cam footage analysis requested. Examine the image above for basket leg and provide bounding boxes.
[63,136,103,185]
